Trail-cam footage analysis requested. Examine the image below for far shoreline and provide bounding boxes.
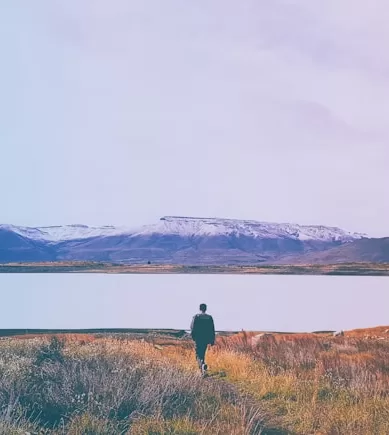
[0,262,388,276]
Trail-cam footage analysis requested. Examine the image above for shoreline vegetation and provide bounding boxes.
[0,328,333,339]
[1,326,389,434]
[0,261,389,275]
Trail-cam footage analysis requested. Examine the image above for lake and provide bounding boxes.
[1,274,388,332]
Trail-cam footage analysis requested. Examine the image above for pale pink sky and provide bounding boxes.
[1,1,388,237]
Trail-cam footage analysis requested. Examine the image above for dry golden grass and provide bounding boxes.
[210,329,389,434]
[0,335,268,435]
[1,327,388,434]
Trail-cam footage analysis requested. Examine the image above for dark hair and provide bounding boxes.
[200,303,207,312]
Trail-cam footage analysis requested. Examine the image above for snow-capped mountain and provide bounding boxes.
[141,216,366,242]
[0,216,375,265]
[0,216,366,243]
[0,224,136,242]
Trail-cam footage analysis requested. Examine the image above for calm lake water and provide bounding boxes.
[1,274,388,332]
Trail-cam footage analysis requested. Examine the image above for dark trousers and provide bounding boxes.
[195,341,208,368]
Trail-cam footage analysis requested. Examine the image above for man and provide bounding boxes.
[190,303,215,374]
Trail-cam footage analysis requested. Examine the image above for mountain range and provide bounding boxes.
[0,216,388,265]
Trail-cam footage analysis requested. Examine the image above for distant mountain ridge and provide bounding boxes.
[0,216,366,242]
[0,216,387,265]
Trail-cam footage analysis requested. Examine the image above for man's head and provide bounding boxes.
[199,303,207,313]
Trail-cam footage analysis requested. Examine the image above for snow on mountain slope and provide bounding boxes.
[136,216,366,242]
[0,217,367,243]
[0,224,135,242]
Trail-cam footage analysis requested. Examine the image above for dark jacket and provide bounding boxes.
[190,313,215,344]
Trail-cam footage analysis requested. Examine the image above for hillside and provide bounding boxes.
[0,216,387,265]
[275,237,389,264]
[0,227,54,262]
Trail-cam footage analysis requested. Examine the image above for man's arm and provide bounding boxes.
[210,316,215,345]
[190,315,197,340]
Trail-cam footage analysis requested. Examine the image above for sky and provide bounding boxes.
[1,274,388,332]
[0,1,388,237]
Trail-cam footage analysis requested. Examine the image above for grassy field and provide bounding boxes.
[1,261,389,275]
[1,327,389,434]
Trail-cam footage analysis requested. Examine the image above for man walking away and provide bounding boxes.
[190,303,215,375]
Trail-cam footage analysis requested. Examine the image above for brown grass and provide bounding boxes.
[0,335,269,435]
[1,327,388,434]
[212,329,389,434]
